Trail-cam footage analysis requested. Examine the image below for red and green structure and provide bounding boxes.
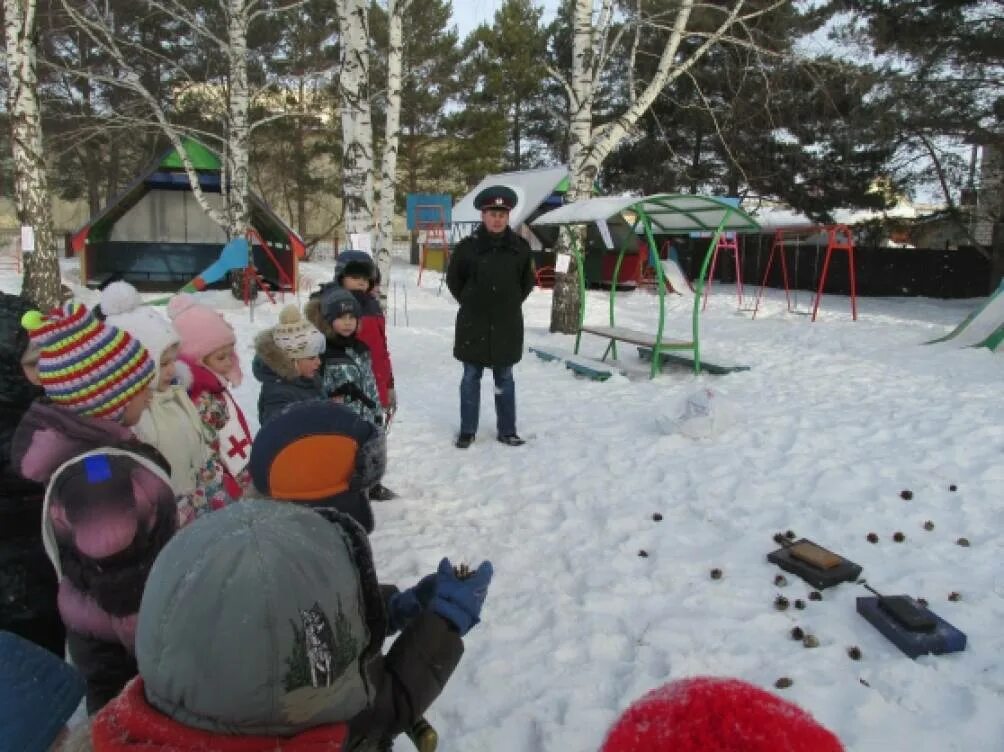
[70,138,303,292]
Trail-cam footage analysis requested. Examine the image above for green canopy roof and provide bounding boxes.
[159,138,222,171]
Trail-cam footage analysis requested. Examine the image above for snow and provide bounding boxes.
[6,258,1003,751]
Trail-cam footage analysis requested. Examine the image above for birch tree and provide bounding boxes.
[57,0,325,239]
[373,0,409,299]
[337,0,374,246]
[548,0,787,333]
[5,0,62,308]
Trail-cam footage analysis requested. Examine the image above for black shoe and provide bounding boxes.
[497,434,526,446]
[455,433,475,449]
[369,483,398,501]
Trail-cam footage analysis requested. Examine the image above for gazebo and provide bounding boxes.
[532,194,761,376]
[70,138,304,290]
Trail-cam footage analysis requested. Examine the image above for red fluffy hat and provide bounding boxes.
[599,677,844,752]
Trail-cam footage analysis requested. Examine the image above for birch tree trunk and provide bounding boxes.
[549,0,597,333]
[374,0,408,302]
[549,0,784,333]
[5,0,62,309]
[225,0,252,238]
[338,0,375,246]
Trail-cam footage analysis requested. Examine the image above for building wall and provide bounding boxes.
[110,190,228,243]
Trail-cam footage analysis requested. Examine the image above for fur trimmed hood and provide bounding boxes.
[253,329,298,383]
[304,299,334,341]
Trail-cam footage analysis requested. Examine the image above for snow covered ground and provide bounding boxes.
[6,258,1003,751]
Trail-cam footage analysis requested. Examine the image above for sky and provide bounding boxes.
[452,0,561,36]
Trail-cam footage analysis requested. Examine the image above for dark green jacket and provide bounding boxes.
[446,226,535,368]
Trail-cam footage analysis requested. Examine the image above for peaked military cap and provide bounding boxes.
[474,185,518,211]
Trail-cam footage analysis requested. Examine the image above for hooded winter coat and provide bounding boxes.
[42,447,177,714]
[252,328,325,425]
[351,291,395,409]
[179,356,252,507]
[446,224,535,368]
[305,299,383,426]
[89,501,463,752]
[0,292,64,657]
[134,378,213,502]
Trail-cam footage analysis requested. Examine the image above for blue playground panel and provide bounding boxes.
[529,347,612,381]
[857,597,967,659]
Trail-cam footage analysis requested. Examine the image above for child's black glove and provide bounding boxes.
[430,557,493,636]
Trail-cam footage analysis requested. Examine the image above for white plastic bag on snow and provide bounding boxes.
[656,387,736,440]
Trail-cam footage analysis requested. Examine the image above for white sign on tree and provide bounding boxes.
[20,225,36,253]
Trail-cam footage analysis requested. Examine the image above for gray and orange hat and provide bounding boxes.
[135,500,387,736]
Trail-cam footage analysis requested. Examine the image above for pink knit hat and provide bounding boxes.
[167,293,242,386]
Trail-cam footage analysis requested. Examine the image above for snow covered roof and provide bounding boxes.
[453,166,570,229]
[747,201,928,232]
[532,194,761,233]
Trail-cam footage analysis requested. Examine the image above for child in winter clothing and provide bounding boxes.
[249,400,385,533]
[332,252,399,500]
[167,293,252,508]
[252,304,326,425]
[10,303,174,714]
[100,282,216,526]
[307,287,383,426]
[599,676,844,752]
[334,251,397,420]
[90,500,491,752]
[0,292,64,659]
[43,448,177,716]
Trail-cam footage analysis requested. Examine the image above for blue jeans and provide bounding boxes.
[460,363,516,437]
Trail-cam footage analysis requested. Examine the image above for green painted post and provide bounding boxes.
[607,217,639,361]
[691,209,732,374]
[642,212,666,378]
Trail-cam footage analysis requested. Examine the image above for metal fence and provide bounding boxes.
[674,238,994,299]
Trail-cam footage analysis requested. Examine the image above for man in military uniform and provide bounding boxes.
[446,186,535,448]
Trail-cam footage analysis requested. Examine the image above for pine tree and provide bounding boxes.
[329,600,359,679]
[453,0,550,172]
[834,0,1003,287]
[284,619,310,692]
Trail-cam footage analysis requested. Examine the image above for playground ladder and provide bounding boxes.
[702,233,744,310]
[245,227,296,303]
[415,205,449,288]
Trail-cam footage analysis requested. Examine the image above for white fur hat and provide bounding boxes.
[272,304,325,361]
[100,281,180,376]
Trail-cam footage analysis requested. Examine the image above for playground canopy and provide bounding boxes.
[70,138,304,290]
[533,194,760,235]
[452,166,570,247]
[532,194,761,376]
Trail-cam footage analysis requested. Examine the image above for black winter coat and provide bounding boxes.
[0,291,64,657]
[447,225,535,368]
[251,329,325,425]
[304,508,464,751]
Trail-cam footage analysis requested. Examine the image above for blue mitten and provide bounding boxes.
[430,557,493,636]
[386,573,438,633]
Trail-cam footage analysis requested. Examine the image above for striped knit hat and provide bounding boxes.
[21,303,155,421]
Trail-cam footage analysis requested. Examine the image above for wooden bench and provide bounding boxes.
[579,325,693,350]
